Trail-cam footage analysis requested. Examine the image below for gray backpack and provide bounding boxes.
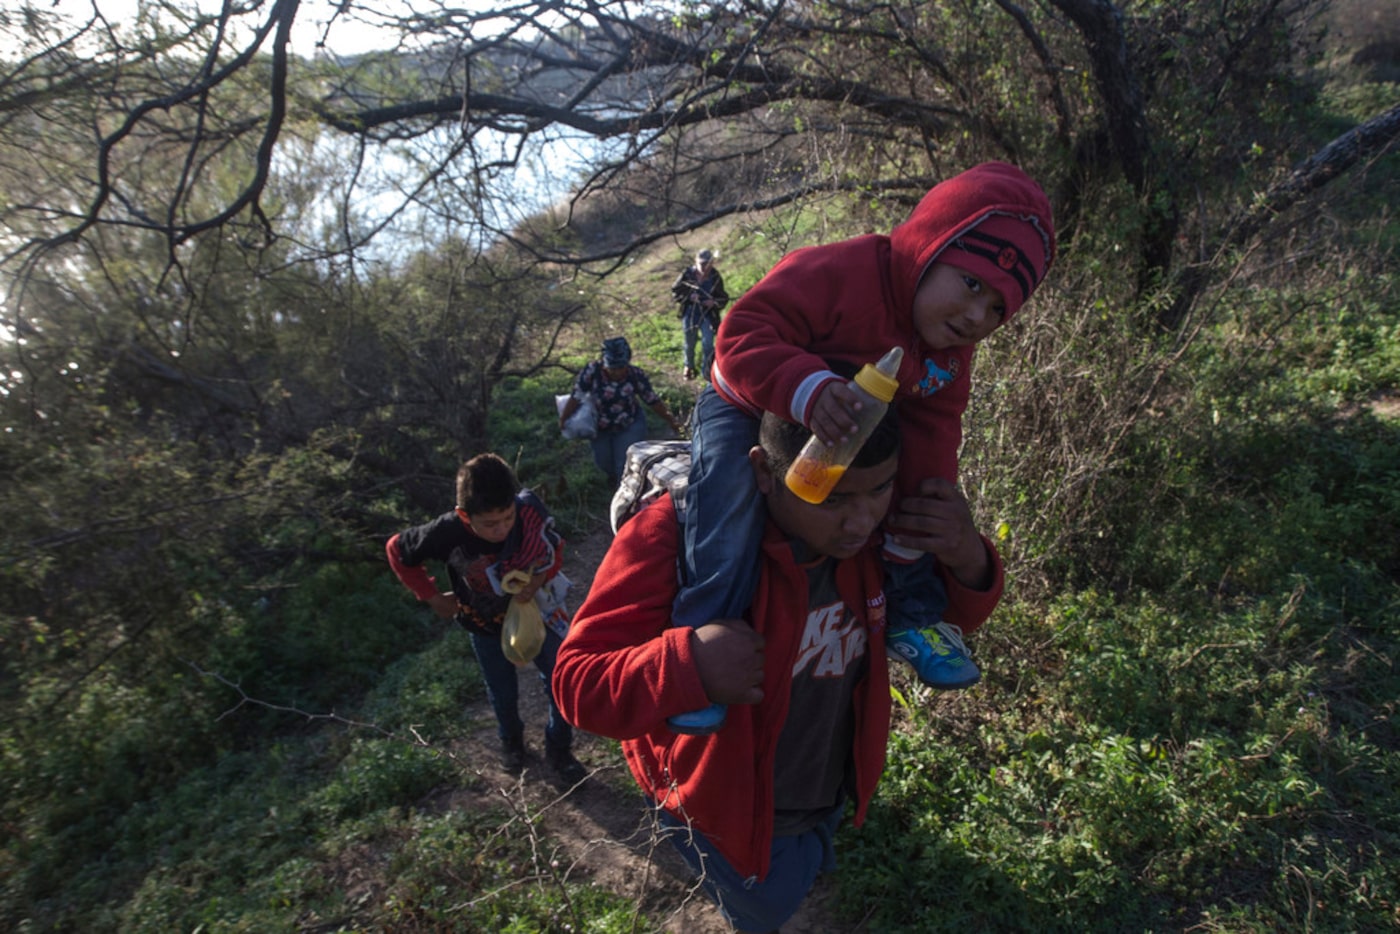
[609,440,691,533]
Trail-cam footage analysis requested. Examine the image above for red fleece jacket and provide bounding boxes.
[552,495,1004,880]
[712,161,1055,505]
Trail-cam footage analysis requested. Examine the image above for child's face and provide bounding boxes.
[911,262,1008,349]
[758,450,898,560]
[463,503,517,543]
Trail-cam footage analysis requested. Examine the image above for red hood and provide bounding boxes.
[888,161,1056,324]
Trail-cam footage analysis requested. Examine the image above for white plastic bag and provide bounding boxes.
[556,393,597,440]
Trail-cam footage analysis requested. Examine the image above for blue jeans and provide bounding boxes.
[682,305,716,377]
[468,624,572,750]
[657,801,844,932]
[674,387,764,628]
[883,550,951,633]
[590,415,648,485]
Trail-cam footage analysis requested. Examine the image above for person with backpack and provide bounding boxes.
[385,453,587,785]
[670,248,729,381]
[553,406,1002,932]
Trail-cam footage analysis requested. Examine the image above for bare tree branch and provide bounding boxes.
[1162,101,1400,330]
[0,0,1379,338]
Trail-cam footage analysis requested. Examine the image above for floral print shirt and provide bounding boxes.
[574,362,661,432]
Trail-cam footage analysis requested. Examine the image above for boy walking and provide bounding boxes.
[554,408,1002,931]
[674,162,1055,730]
[385,453,586,785]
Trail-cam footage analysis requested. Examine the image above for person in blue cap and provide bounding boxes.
[558,336,684,484]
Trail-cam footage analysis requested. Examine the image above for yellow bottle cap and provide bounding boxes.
[853,346,903,402]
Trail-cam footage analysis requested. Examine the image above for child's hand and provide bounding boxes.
[691,618,766,705]
[512,570,549,603]
[428,592,462,619]
[809,381,863,446]
[889,478,994,591]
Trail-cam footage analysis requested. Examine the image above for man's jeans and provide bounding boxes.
[682,305,716,376]
[656,801,844,932]
[468,624,572,750]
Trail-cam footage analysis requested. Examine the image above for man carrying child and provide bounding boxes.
[554,404,1003,931]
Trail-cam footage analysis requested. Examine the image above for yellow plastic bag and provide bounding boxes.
[500,569,545,667]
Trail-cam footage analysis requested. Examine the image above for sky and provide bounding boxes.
[7,0,602,267]
[41,0,415,57]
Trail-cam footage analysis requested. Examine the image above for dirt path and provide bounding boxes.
[448,525,845,933]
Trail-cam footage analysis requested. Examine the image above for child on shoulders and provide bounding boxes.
[673,161,1056,731]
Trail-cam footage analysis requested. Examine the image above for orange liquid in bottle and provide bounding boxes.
[783,346,904,505]
[786,460,847,504]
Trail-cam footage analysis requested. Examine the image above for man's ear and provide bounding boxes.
[749,446,777,495]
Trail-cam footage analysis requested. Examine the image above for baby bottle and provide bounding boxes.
[785,346,903,504]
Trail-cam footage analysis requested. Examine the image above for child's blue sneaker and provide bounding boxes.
[886,622,980,689]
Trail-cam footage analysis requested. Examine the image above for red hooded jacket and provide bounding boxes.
[552,494,1004,880]
[712,161,1055,504]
